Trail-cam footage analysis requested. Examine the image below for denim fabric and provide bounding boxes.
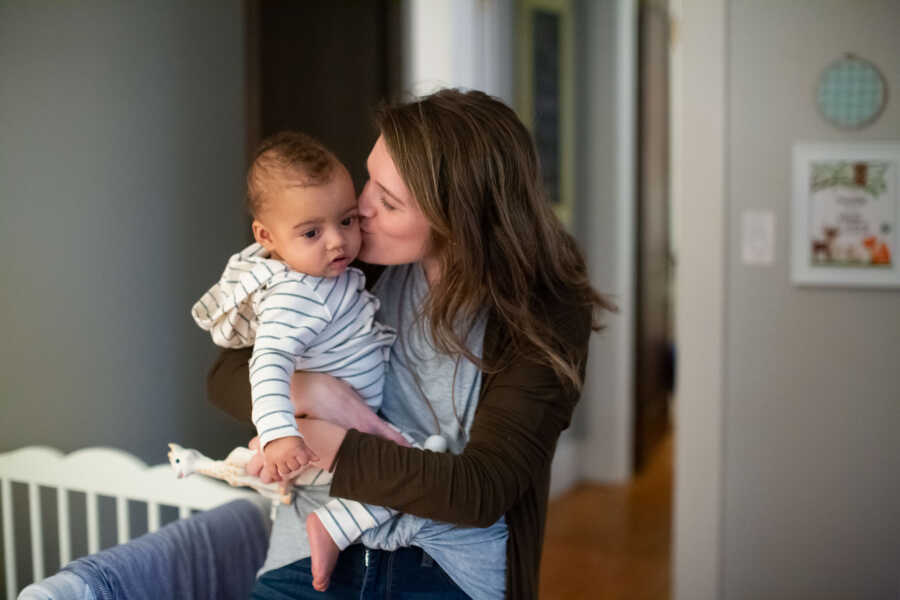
[18,571,95,600]
[251,544,471,599]
[360,512,507,600]
[60,499,268,600]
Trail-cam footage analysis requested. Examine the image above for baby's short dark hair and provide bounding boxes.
[246,131,339,216]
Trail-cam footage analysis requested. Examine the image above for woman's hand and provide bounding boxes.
[246,372,412,485]
[253,419,348,485]
[290,372,410,447]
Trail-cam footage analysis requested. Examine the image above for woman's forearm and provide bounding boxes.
[330,360,580,527]
[207,350,409,449]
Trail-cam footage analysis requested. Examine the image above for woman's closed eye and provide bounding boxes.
[381,198,396,211]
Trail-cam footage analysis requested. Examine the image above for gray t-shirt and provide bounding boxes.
[258,263,507,599]
[373,262,484,452]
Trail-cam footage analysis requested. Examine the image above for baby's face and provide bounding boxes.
[253,167,361,278]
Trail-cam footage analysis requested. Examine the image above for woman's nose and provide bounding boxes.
[358,181,375,217]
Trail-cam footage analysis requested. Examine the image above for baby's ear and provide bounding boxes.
[252,220,275,250]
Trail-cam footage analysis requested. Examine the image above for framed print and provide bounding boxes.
[792,142,900,287]
[517,0,574,229]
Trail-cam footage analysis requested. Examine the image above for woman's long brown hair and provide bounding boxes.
[376,89,615,392]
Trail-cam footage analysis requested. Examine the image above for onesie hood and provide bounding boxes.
[191,243,289,347]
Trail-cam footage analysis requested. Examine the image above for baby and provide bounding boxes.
[192,131,407,589]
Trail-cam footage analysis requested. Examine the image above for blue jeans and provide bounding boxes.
[251,544,472,599]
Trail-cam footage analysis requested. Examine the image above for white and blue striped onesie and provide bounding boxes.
[192,242,400,549]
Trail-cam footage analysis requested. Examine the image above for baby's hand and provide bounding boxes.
[262,436,318,481]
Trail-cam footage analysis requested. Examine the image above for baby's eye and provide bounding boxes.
[341,215,357,227]
[302,228,320,239]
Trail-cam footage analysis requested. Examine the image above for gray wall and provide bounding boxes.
[724,1,900,597]
[0,1,253,467]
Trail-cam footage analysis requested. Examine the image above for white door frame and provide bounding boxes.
[670,0,727,598]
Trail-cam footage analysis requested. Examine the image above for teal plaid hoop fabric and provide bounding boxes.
[817,56,887,129]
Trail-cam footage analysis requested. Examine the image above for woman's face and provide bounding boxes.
[357,136,433,266]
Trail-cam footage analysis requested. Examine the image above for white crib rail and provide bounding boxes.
[0,445,263,600]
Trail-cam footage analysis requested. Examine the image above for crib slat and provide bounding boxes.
[179,505,190,520]
[116,496,129,545]
[147,501,160,532]
[86,492,99,554]
[28,483,44,581]
[57,488,71,566]
[3,479,16,600]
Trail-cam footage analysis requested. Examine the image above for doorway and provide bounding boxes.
[244,0,402,190]
[634,0,673,473]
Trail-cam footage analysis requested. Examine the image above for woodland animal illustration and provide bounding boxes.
[863,236,892,265]
[811,227,839,262]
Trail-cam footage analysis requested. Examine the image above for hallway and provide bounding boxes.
[540,430,672,599]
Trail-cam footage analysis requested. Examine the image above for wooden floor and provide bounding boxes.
[539,431,672,599]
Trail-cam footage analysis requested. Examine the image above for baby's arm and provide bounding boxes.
[251,278,331,478]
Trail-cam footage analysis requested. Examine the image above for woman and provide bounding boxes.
[208,89,613,599]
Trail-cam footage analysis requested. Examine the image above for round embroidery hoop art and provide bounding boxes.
[817,54,888,130]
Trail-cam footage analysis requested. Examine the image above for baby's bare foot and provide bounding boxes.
[306,513,340,592]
